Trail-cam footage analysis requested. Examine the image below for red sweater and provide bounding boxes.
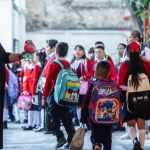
[29,63,42,95]
[42,60,70,100]
[117,60,150,88]
[93,60,117,82]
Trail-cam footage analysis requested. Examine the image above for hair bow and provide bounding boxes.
[129,41,140,53]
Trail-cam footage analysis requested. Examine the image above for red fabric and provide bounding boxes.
[117,60,150,88]
[93,60,117,82]
[29,65,42,95]
[130,41,140,53]
[5,67,9,89]
[42,60,70,100]
[43,55,56,78]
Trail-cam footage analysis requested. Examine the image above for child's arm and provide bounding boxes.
[80,83,93,123]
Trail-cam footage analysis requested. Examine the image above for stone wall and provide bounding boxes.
[26,0,135,31]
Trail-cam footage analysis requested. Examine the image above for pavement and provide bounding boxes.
[3,123,150,150]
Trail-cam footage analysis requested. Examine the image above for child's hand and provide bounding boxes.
[23,91,27,95]
[120,85,127,91]
[79,77,84,81]
[42,99,46,106]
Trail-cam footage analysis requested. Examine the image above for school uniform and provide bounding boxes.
[42,58,75,144]
[93,57,117,82]
[71,58,93,106]
[81,80,112,150]
[118,60,150,122]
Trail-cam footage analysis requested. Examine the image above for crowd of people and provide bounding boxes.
[3,30,150,150]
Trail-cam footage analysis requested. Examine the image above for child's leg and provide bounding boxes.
[137,118,145,149]
[3,108,8,122]
[23,110,28,121]
[28,110,34,126]
[13,103,20,121]
[35,111,41,126]
[41,108,44,128]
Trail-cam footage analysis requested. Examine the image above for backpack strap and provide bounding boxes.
[54,59,65,69]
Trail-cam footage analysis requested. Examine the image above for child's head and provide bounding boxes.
[95,41,105,48]
[127,30,142,44]
[95,46,105,61]
[95,61,110,79]
[88,47,94,58]
[117,43,126,58]
[34,48,46,69]
[46,39,58,56]
[74,45,86,60]
[55,42,68,57]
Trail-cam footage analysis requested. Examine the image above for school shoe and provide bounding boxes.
[23,119,28,123]
[3,121,8,129]
[133,138,142,150]
[55,137,67,149]
[34,127,44,132]
[22,125,33,130]
[14,120,20,124]
[64,143,70,149]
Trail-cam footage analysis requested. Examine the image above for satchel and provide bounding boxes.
[69,127,85,150]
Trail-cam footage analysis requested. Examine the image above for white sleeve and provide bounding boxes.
[144,47,150,59]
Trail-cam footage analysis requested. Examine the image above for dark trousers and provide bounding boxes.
[50,93,75,143]
[90,120,112,150]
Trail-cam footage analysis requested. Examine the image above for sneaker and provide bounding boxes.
[133,138,142,150]
[120,133,131,140]
[64,143,70,149]
[55,137,67,149]
[14,120,20,124]
[34,127,44,132]
[22,125,33,130]
[94,145,101,150]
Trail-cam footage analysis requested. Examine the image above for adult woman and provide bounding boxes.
[0,43,24,149]
[118,41,150,150]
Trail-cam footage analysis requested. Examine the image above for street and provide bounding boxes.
[3,123,150,150]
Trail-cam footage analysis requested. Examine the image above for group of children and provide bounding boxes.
[3,30,150,150]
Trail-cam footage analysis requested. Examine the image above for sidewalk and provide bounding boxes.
[3,123,150,150]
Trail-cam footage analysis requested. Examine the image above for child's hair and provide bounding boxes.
[118,43,126,49]
[88,47,94,54]
[46,39,58,48]
[36,49,46,70]
[55,42,68,57]
[130,30,142,43]
[95,46,105,51]
[96,61,110,78]
[70,45,86,64]
[95,41,105,47]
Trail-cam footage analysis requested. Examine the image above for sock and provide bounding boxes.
[23,110,28,120]
[35,111,41,126]
[41,109,44,128]
[33,111,37,126]
[3,108,8,121]
[128,127,137,141]
[138,130,145,149]
[13,103,20,121]
[28,110,34,126]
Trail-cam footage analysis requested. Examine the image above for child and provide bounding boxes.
[88,47,94,59]
[118,42,150,150]
[42,42,75,149]
[81,61,116,150]
[92,46,117,82]
[71,45,93,127]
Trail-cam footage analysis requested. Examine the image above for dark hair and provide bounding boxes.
[88,47,94,54]
[118,43,126,49]
[11,61,21,74]
[126,44,147,90]
[55,42,68,57]
[36,49,46,70]
[70,45,87,64]
[130,30,142,43]
[95,41,104,47]
[95,46,105,51]
[96,61,110,78]
[46,39,58,48]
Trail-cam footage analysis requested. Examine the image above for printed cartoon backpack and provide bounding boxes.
[126,73,150,114]
[7,70,19,99]
[54,59,80,107]
[89,79,120,125]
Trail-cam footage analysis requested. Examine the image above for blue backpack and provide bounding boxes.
[54,59,80,107]
[7,70,19,99]
[89,79,120,125]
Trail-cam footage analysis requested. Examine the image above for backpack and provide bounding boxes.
[54,59,80,107]
[89,80,120,125]
[126,73,150,114]
[7,70,19,99]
